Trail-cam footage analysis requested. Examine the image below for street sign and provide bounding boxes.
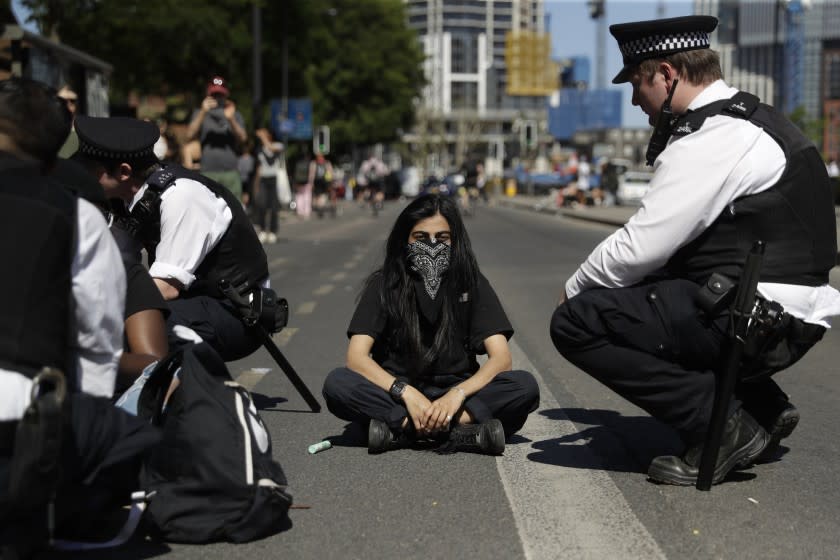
[269,97,313,140]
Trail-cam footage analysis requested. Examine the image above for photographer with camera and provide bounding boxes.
[186,76,248,200]
[73,115,274,362]
[550,16,840,487]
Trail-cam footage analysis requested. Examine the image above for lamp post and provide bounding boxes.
[252,2,263,129]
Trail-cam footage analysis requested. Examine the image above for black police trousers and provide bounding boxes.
[549,278,825,444]
[322,367,540,439]
[166,295,262,362]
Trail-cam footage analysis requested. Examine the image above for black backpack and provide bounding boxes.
[137,343,292,543]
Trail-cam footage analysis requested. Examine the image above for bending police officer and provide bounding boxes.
[73,116,271,362]
[550,16,840,486]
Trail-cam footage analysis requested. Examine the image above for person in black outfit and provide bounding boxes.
[0,78,160,558]
[322,194,539,454]
[71,116,272,362]
[550,16,839,486]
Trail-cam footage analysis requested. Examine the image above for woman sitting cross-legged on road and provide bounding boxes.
[322,194,540,455]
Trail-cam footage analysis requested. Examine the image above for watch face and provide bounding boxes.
[391,381,406,399]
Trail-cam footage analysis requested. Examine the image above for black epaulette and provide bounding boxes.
[125,167,178,245]
[146,168,178,193]
[671,92,761,138]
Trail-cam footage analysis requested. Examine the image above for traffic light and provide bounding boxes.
[314,125,330,154]
[524,121,536,149]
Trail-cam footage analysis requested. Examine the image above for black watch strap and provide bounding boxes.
[389,380,407,402]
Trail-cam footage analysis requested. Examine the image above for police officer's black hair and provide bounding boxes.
[0,78,71,165]
[363,194,479,379]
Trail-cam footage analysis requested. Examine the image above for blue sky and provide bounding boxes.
[547,0,693,127]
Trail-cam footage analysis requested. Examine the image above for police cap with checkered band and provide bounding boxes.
[75,115,160,162]
[610,15,718,84]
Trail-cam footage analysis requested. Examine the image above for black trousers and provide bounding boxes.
[257,177,280,233]
[550,278,825,444]
[166,295,261,362]
[322,367,540,438]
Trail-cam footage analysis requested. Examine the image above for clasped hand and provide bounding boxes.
[403,387,465,436]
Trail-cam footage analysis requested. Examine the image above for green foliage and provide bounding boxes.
[21,0,426,153]
[22,0,254,102]
[787,105,825,149]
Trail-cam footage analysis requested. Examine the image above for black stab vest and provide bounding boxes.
[665,92,837,286]
[133,164,269,298]
[0,157,75,376]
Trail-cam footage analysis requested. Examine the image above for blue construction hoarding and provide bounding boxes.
[548,89,622,141]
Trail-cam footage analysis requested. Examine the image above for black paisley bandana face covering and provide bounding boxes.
[406,238,451,300]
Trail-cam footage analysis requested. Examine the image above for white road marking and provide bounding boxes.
[272,327,298,348]
[498,339,666,560]
[313,284,335,295]
[269,257,288,268]
[235,369,267,391]
[331,272,348,281]
[296,301,317,315]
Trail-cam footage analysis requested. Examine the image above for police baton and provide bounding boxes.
[696,241,765,490]
[218,280,321,413]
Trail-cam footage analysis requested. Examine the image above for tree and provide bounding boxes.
[295,0,425,150]
[787,105,825,149]
[22,0,254,103]
[21,0,426,152]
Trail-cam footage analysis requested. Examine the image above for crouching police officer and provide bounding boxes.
[73,116,274,362]
[550,16,840,486]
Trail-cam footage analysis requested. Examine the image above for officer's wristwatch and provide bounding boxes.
[389,380,407,402]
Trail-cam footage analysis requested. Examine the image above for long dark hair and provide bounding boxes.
[363,194,479,378]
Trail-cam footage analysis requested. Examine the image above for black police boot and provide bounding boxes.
[757,402,800,461]
[647,409,769,486]
[368,419,413,454]
[441,419,506,455]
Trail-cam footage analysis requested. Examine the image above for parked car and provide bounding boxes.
[615,171,654,206]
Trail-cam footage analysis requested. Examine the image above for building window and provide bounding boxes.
[451,82,477,109]
[452,36,466,73]
[825,50,840,100]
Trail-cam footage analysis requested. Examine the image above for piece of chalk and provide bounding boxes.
[308,440,332,454]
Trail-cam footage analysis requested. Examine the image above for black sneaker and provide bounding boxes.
[647,409,769,486]
[441,419,506,455]
[368,419,413,454]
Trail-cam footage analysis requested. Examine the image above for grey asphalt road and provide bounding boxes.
[63,199,840,560]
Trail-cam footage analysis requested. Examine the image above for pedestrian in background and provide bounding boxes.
[310,149,335,218]
[292,145,313,219]
[57,84,80,158]
[254,127,285,243]
[186,75,247,200]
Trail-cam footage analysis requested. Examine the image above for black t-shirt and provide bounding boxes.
[125,262,169,320]
[347,272,513,377]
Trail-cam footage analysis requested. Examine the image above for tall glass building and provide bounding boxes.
[694,0,840,157]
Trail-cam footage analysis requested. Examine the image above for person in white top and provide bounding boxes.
[550,16,840,487]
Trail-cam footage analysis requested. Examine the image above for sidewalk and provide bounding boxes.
[495,194,635,227]
[497,195,840,253]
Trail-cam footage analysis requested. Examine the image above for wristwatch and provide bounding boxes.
[389,380,407,402]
